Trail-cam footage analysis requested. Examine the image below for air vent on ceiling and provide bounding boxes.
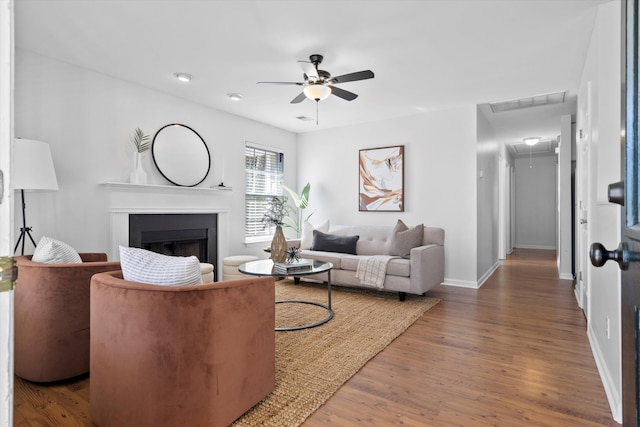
[296,116,315,122]
[489,91,566,113]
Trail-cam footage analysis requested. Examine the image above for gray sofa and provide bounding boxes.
[290,224,445,300]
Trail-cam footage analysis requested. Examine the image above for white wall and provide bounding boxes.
[296,106,479,287]
[514,155,557,249]
[14,49,297,261]
[579,0,622,420]
[476,108,500,283]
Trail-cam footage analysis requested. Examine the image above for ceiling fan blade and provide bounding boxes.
[297,61,319,81]
[290,92,307,104]
[257,81,303,85]
[330,70,374,84]
[328,85,358,101]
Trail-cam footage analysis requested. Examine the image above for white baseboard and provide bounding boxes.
[441,278,479,289]
[587,325,622,423]
[441,261,499,290]
[477,261,500,289]
[574,287,584,309]
[514,244,556,250]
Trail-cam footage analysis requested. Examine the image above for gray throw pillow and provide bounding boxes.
[311,230,359,254]
[389,220,424,258]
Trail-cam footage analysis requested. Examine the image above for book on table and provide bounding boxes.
[273,260,313,273]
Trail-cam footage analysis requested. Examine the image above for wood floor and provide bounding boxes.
[14,249,618,426]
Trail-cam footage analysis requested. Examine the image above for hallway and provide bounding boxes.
[306,249,618,426]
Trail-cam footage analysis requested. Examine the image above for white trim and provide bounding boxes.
[514,244,556,250]
[245,140,287,154]
[0,1,13,426]
[477,261,500,288]
[441,261,500,289]
[441,278,480,289]
[587,325,622,423]
[559,273,575,280]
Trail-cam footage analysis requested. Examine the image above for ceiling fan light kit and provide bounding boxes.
[257,53,375,120]
[303,84,331,101]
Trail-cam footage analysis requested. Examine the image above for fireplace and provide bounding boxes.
[129,213,218,281]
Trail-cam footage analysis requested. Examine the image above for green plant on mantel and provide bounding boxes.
[130,128,151,153]
[283,182,314,237]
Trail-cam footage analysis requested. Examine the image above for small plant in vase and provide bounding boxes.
[262,196,291,263]
[129,128,150,184]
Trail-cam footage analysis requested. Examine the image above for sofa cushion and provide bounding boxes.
[311,230,359,255]
[298,250,344,269]
[119,246,202,286]
[300,220,330,250]
[32,236,82,264]
[341,255,410,277]
[389,220,424,258]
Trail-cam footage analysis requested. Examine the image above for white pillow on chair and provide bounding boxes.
[32,236,82,264]
[119,246,203,286]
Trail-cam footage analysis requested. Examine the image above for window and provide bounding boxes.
[245,145,284,241]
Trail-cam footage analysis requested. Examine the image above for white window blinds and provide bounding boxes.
[245,145,284,239]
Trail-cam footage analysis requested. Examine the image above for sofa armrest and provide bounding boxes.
[287,239,301,249]
[409,244,445,294]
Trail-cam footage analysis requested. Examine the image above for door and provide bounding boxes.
[621,1,640,422]
[591,1,640,424]
[576,81,592,315]
[499,155,507,260]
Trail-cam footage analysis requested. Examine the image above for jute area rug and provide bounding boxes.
[233,279,440,427]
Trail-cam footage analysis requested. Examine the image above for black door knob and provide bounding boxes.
[607,180,624,206]
[590,242,640,270]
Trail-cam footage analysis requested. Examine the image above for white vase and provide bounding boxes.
[130,152,147,184]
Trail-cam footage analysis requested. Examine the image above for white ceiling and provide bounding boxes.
[15,0,611,153]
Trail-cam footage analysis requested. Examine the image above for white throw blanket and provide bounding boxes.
[355,255,400,289]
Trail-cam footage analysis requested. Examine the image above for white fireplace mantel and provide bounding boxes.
[102,182,232,273]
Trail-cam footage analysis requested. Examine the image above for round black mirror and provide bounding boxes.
[152,124,211,187]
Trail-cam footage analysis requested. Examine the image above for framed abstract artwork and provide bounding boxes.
[359,145,404,212]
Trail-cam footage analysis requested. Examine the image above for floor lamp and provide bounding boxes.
[12,139,59,255]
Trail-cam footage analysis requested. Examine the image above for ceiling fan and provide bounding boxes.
[258,54,375,104]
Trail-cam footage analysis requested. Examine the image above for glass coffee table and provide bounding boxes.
[238,259,333,331]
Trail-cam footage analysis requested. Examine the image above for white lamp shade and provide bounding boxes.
[303,84,331,101]
[12,139,59,191]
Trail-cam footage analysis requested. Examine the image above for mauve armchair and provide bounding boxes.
[90,271,276,427]
[14,254,121,382]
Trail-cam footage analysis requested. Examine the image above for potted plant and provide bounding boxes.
[282,182,315,238]
[262,196,291,263]
[129,127,150,184]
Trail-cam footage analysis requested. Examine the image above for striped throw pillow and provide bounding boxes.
[119,246,203,286]
[32,236,82,264]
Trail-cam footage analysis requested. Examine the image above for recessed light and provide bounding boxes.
[227,93,243,101]
[173,72,193,82]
